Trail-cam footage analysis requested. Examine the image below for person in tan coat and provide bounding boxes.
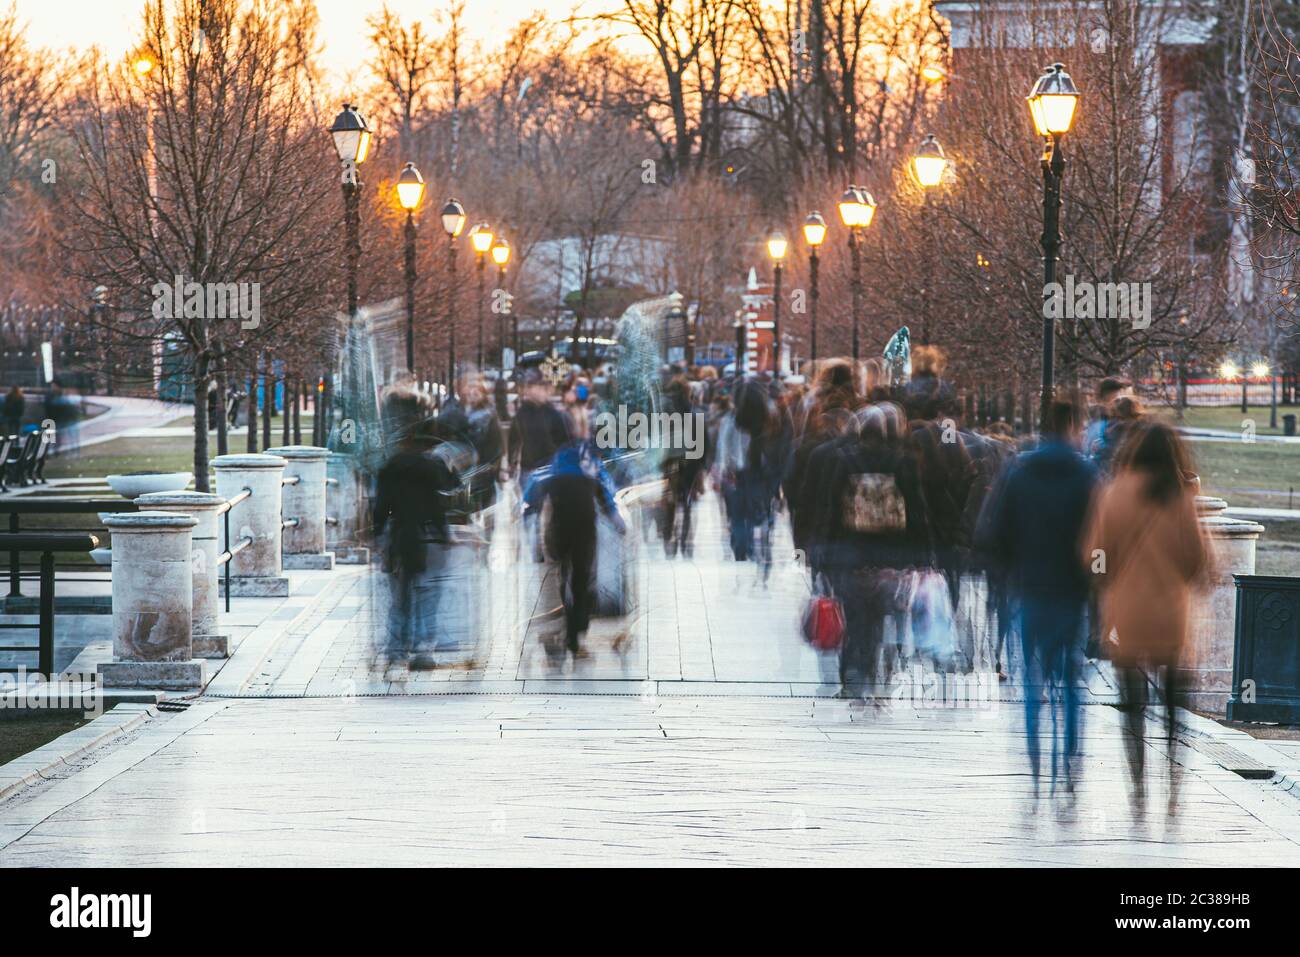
[1083,420,1208,816]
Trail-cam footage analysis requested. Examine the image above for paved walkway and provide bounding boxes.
[2,493,1299,865]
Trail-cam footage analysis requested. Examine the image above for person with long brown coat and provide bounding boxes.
[1083,420,1209,816]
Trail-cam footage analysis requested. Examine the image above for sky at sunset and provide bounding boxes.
[18,0,592,82]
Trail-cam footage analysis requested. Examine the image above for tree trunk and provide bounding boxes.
[193,354,211,493]
[215,355,229,457]
[247,362,258,453]
[262,363,272,450]
[282,374,292,445]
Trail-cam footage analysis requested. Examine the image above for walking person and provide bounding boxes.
[2,385,24,436]
[372,393,461,673]
[981,401,1099,802]
[1084,421,1208,818]
[523,440,625,662]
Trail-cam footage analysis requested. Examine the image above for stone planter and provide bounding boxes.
[213,453,290,597]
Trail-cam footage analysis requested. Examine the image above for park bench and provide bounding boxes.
[0,435,12,491]
[3,429,52,488]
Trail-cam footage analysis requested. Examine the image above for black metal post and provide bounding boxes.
[476,252,486,370]
[38,550,54,676]
[734,320,746,380]
[8,512,20,597]
[497,264,508,367]
[447,236,458,392]
[404,210,417,375]
[849,228,863,362]
[1039,135,1064,433]
[809,246,820,365]
[772,262,783,377]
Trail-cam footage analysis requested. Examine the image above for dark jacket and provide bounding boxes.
[803,434,933,572]
[372,449,460,573]
[509,399,571,473]
[980,439,1099,602]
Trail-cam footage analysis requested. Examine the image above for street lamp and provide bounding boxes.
[766,228,788,377]
[910,135,948,345]
[440,198,467,390]
[325,103,372,446]
[910,134,949,188]
[837,185,876,361]
[491,237,512,366]
[396,162,425,375]
[469,223,494,370]
[1026,62,1080,431]
[802,211,827,365]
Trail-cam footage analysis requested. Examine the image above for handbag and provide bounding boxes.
[801,576,846,652]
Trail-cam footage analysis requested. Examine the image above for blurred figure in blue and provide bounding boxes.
[982,400,1099,801]
[523,440,625,661]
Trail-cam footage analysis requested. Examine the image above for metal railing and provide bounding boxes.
[215,487,253,613]
[2,498,136,598]
[0,532,98,676]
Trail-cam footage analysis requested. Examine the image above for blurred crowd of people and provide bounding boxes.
[368,351,1209,817]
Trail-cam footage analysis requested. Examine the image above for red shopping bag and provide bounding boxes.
[801,593,845,652]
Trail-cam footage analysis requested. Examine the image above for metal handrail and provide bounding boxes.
[0,532,98,676]
[3,498,136,597]
[219,486,254,613]
[281,475,300,486]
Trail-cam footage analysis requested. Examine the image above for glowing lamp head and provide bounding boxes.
[1220,361,1240,381]
[133,55,156,77]
[440,198,467,237]
[1252,362,1270,379]
[837,186,876,229]
[1027,63,1080,137]
[395,162,425,211]
[470,223,494,254]
[328,103,372,164]
[911,134,948,188]
[802,211,827,247]
[491,237,511,266]
[920,64,946,82]
[766,229,789,262]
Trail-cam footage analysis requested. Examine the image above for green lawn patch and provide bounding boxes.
[0,712,90,766]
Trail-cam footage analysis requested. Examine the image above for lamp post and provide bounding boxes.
[836,186,877,361]
[802,211,827,366]
[326,103,372,446]
[469,223,494,370]
[910,134,949,345]
[1027,63,1080,431]
[491,237,511,367]
[734,315,746,381]
[766,228,788,376]
[440,198,467,392]
[396,162,426,376]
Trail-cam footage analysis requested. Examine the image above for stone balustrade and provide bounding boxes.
[265,445,334,570]
[134,491,230,659]
[213,453,290,597]
[97,511,205,690]
[1183,495,1266,713]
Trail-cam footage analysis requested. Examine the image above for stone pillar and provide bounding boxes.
[326,452,370,565]
[265,445,334,570]
[1182,495,1265,714]
[97,511,206,690]
[134,491,230,658]
[213,452,290,597]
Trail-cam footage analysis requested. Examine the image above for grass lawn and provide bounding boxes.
[1151,404,1295,437]
[42,435,200,482]
[1184,440,1300,510]
[0,713,89,766]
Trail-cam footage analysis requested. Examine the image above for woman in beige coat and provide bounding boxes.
[1084,420,1208,815]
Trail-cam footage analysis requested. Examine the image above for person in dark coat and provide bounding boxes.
[372,394,461,670]
[981,400,1099,800]
[804,402,933,697]
[2,386,23,436]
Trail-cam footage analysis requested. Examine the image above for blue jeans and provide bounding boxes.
[1019,594,1085,793]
